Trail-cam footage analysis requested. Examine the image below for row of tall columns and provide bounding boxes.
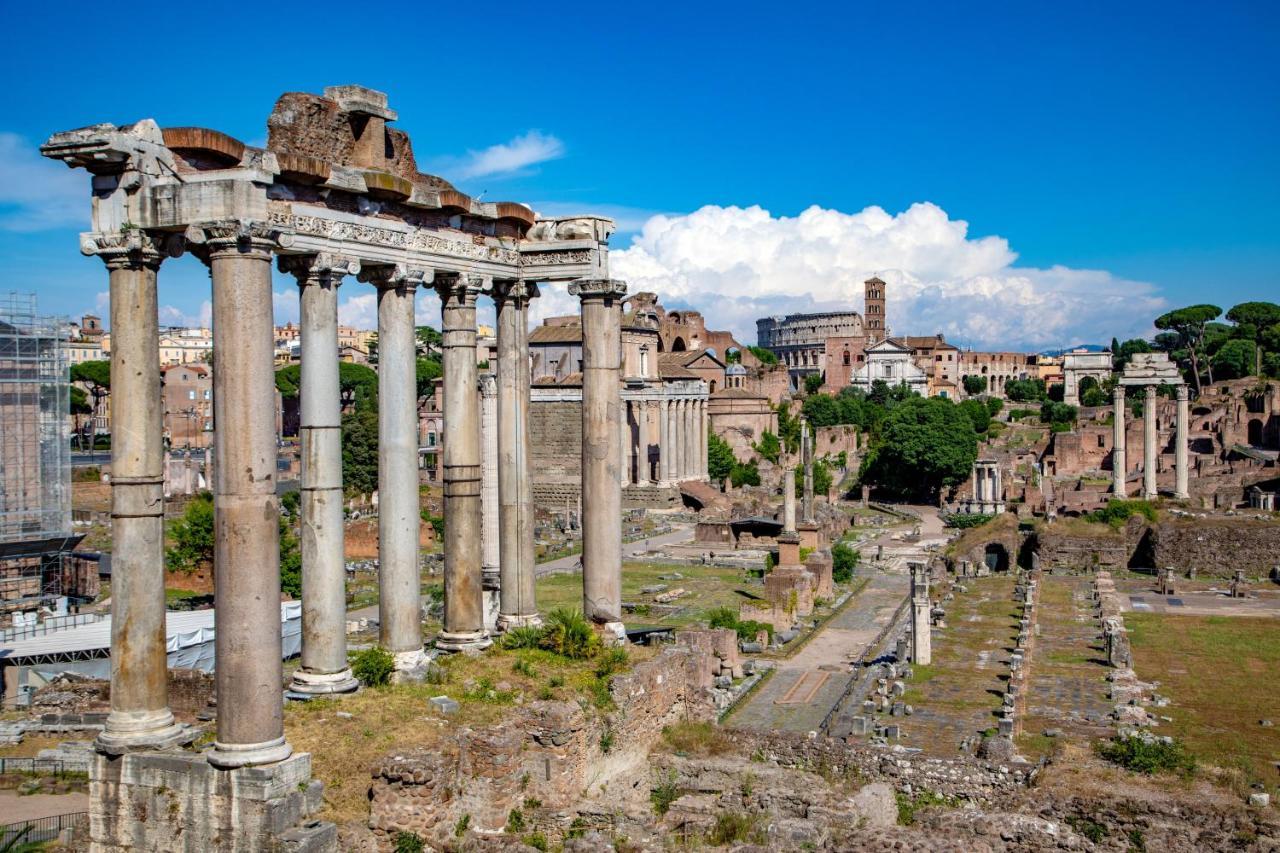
[1111,384,1190,501]
[652,397,706,484]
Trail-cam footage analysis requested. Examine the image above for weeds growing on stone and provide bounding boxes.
[651,770,680,815]
[392,831,425,853]
[1096,735,1196,777]
[661,721,733,756]
[706,812,762,845]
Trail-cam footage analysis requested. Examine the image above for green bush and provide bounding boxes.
[500,626,543,650]
[707,813,762,845]
[753,430,781,463]
[832,542,859,583]
[392,831,425,853]
[651,770,680,815]
[1084,499,1157,529]
[351,646,396,686]
[706,606,772,642]
[944,513,994,529]
[1096,735,1196,775]
[539,608,598,659]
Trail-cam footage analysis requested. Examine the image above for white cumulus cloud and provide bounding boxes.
[0,132,87,231]
[609,203,1166,351]
[455,131,565,179]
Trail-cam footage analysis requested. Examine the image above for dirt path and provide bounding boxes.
[0,790,88,822]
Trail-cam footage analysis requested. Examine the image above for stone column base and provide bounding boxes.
[288,668,359,696]
[95,709,194,755]
[497,612,543,631]
[89,750,335,852]
[435,630,492,653]
[208,735,292,769]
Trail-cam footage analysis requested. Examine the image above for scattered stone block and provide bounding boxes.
[428,695,459,715]
[1249,793,1270,808]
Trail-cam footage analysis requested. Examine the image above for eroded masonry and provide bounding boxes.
[43,85,627,851]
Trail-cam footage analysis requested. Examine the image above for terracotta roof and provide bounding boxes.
[903,335,956,350]
[529,324,582,345]
[711,387,767,400]
[658,353,699,378]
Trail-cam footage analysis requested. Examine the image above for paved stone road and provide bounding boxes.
[727,569,909,733]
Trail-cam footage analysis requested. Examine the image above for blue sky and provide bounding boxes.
[1,1,1276,348]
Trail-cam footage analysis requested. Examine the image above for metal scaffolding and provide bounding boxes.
[0,292,75,613]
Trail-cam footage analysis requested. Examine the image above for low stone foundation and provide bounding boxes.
[89,750,335,852]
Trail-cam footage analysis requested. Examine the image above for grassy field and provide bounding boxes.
[1127,612,1280,782]
[536,562,754,631]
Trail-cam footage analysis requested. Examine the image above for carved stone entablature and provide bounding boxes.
[526,217,615,243]
[42,119,178,179]
[568,279,628,301]
[277,252,361,284]
[269,207,520,266]
[1119,352,1183,386]
[357,263,431,291]
[185,220,293,261]
[80,230,184,269]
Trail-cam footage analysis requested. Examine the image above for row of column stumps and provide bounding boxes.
[1112,384,1190,500]
[86,221,629,765]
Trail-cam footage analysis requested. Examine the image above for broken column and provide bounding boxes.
[196,221,293,768]
[494,281,540,630]
[434,273,491,652]
[362,264,429,668]
[910,561,932,665]
[1113,385,1127,497]
[283,253,360,695]
[84,231,189,753]
[572,279,627,642]
[1143,384,1158,499]
[1174,383,1189,500]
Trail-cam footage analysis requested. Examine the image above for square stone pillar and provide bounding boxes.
[571,279,627,642]
[1174,384,1189,499]
[433,273,491,652]
[281,253,360,695]
[494,281,540,630]
[361,264,430,669]
[82,231,190,753]
[1143,385,1158,499]
[193,221,293,768]
[1112,386,1127,497]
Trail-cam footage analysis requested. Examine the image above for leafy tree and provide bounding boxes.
[1155,304,1222,394]
[803,372,824,396]
[1211,339,1257,380]
[1040,401,1078,429]
[859,397,978,501]
[274,364,301,398]
[416,357,443,400]
[962,375,987,396]
[730,459,761,487]
[1004,377,1047,402]
[277,362,379,412]
[1047,382,1065,402]
[167,492,215,572]
[279,513,302,598]
[1082,385,1109,407]
[707,433,737,486]
[794,460,833,497]
[725,349,742,364]
[70,385,92,446]
[1225,302,1280,376]
[746,345,778,365]
[831,542,859,583]
[775,403,802,454]
[958,399,991,434]
[415,325,443,353]
[342,408,380,495]
[71,360,111,441]
[753,430,781,464]
[985,397,1003,418]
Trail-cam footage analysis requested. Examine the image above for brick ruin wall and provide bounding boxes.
[1149,517,1280,577]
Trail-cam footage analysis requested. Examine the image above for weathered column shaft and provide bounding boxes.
[436,274,490,650]
[802,422,814,522]
[1144,385,1158,499]
[91,233,186,753]
[480,373,500,631]
[659,399,671,483]
[572,279,627,638]
[783,467,797,533]
[286,254,359,694]
[201,223,291,768]
[683,399,695,479]
[910,562,932,665]
[1175,384,1189,499]
[366,265,427,667]
[700,400,709,479]
[1113,386,1127,497]
[496,282,539,629]
[620,400,632,486]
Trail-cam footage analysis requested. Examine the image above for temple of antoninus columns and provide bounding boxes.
[43,85,625,852]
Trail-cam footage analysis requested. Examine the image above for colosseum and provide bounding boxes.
[756,276,887,389]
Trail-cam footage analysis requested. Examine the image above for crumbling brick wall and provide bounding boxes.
[1150,517,1280,577]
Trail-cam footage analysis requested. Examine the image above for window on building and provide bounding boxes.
[427,431,437,447]
[843,350,851,366]
[188,390,195,400]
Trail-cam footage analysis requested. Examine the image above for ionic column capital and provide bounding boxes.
[278,252,360,286]
[434,271,485,305]
[186,219,293,263]
[568,278,627,302]
[81,229,183,270]
[358,263,431,292]
[491,279,541,304]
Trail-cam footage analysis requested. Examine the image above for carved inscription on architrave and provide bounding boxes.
[268,208,520,265]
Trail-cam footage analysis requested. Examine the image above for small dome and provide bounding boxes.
[726,364,747,376]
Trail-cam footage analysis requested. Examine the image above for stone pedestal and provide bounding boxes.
[777,532,801,568]
[796,521,820,552]
[89,751,335,852]
[804,550,834,600]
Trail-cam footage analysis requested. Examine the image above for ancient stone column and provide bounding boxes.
[1175,384,1189,500]
[701,400,709,479]
[783,467,797,533]
[479,372,500,632]
[282,253,360,695]
[195,221,292,768]
[620,399,632,487]
[85,231,188,754]
[685,398,696,480]
[1144,384,1158,499]
[1113,385,1127,497]
[571,279,627,641]
[361,264,429,669]
[660,399,673,484]
[647,400,660,484]
[910,561,932,665]
[494,281,540,630]
[435,273,491,651]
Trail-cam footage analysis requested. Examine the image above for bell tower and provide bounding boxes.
[864,276,886,343]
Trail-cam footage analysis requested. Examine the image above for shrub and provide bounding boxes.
[1084,499,1157,529]
[707,813,761,845]
[831,542,859,583]
[539,608,598,659]
[525,831,548,851]
[505,809,526,833]
[944,513,994,529]
[392,831,425,853]
[453,814,471,838]
[1096,735,1196,776]
[351,646,395,686]
[1065,816,1106,844]
[706,607,771,642]
[595,646,628,678]
[651,770,680,815]
[501,626,543,650]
